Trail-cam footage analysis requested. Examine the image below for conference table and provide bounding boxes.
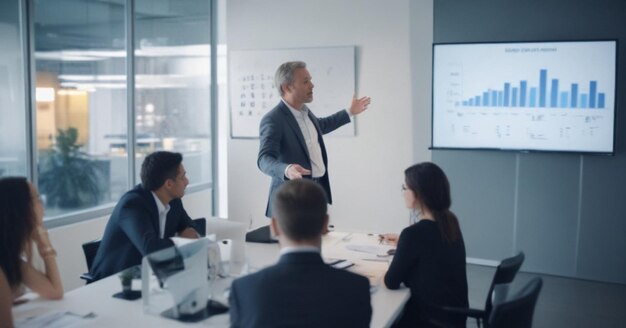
[13,231,409,327]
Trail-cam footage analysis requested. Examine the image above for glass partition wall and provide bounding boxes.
[3,0,215,224]
[33,0,129,216]
[134,0,212,185]
[0,0,28,178]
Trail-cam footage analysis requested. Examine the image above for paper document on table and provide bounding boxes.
[349,260,389,286]
[346,244,393,256]
[332,260,354,270]
[171,236,208,247]
[14,306,95,328]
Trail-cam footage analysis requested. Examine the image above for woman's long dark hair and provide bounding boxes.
[0,177,36,288]
[405,162,462,243]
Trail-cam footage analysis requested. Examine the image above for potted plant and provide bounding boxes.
[39,127,102,208]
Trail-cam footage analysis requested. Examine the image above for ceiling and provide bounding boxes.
[34,0,211,51]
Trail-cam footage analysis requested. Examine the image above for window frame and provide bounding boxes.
[16,0,218,228]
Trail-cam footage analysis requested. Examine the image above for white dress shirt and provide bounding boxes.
[282,99,326,178]
[151,191,171,239]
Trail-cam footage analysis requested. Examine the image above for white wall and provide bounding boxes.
[226,0,433,233]
[410,0,434,163]
[47,189,213,291]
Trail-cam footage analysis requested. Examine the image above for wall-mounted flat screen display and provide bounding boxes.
[432,40,617,154]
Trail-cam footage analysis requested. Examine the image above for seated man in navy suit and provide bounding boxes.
[90,151,199,281]
[229,179,372,328]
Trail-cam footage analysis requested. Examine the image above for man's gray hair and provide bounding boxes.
[274,61,307,96]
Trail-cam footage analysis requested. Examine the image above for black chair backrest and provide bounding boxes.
[82,239,101,272]
[488,277,543,328]
[485,252,525,315]
[245,225,278,243]
[193,217,206,237]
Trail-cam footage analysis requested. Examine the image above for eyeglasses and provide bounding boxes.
[401,184,408,192]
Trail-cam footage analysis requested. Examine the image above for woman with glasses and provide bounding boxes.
[0,177,64,327]
[381,162,468,327]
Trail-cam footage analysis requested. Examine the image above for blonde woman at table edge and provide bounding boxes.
[0,177,64,328]
[380,162,468,328]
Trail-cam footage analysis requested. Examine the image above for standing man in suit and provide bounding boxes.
[258,61,371,217]
[90,151,199,281]
[229,179,372,328]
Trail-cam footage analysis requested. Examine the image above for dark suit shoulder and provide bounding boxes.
[230,255,371,328]
[262,102,287,120]
[326,265,370,287]
[121,184,151,200]
[115,185,153,208]
[402,220,437,238]
[259,104,287,132]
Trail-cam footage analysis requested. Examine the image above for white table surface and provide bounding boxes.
[13,232,409,327]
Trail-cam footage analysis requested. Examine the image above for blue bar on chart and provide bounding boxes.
[560,92,568,108]
[598,93,605,108]
[520,81,527,107]
[589,81,597,108]
[457,68,608,110]
[529,87,537,107]
[550,79,559,108]
[539,69,547,107]
[570,83,578,108]
[503,83,510,107]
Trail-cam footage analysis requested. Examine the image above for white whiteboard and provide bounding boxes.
[229,46,356,138]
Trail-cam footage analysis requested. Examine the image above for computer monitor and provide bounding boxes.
[432,40,617,154]
[141,238,228,322]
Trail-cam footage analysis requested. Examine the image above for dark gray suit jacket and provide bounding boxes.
[229,252,372,328]
[257,101,351,217]
[90,184,194,281]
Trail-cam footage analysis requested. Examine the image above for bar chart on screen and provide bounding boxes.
[432,40,616,153]
[458,69,608,110]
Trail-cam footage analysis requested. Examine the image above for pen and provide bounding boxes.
[361,258,389,262]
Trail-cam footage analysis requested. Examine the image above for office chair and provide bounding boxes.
[245,225,278,243]
[434,251,525,328]
[487,277,543,328]
[193,217,207,237]
[79,239,101,284]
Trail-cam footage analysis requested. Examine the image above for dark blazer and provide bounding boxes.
[229,252,372,328]
[258,101,351,217]
[90,184,194,281]
[384,220,469,327]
